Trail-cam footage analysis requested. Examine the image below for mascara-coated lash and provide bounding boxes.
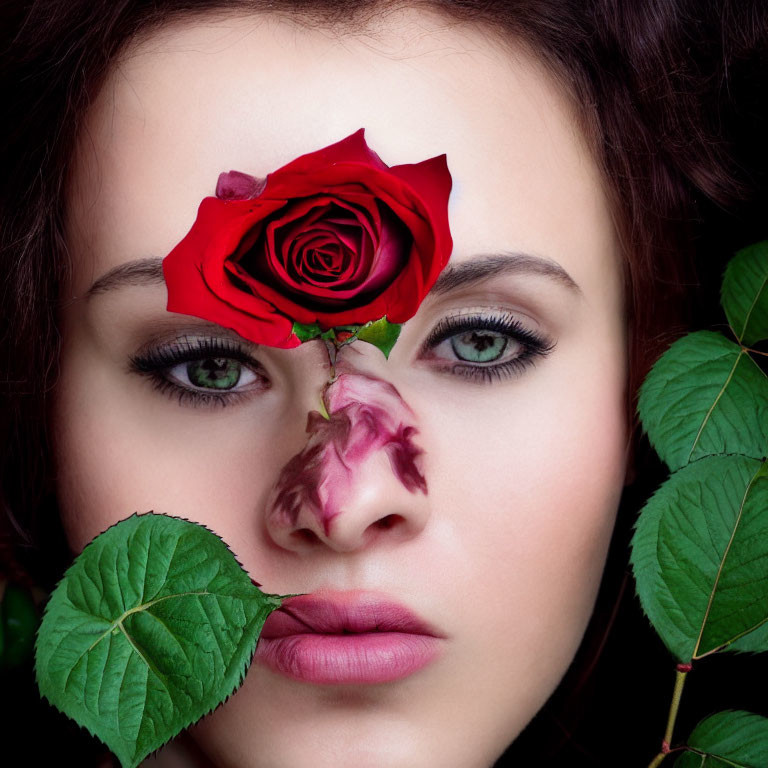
[422,311,555,384]
[129,336,269,408]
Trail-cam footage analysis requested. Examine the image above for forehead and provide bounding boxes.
[66,8,619,299]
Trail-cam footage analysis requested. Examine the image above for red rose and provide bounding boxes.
[162,128,453,348]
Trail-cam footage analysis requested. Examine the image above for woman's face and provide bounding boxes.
[53,9,628,768]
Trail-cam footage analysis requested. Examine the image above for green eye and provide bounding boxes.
[186,358,242,389]
[450,331,509,363]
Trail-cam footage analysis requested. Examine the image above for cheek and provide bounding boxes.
[387,389,627,751]
[49,343,302,560]
[423,392,626,603]
[413,342,628,696]
[422,350,627,545]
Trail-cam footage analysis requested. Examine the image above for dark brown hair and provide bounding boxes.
[1,0,765,763]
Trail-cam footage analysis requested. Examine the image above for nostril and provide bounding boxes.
[293,528,321,545]
[375,514,402,530]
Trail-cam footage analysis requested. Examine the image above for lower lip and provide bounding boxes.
[254,633,442,684]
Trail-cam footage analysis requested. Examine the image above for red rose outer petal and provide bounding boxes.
[269,128,389,179]
[164,198,300,347]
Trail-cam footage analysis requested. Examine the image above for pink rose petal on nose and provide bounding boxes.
[266,374,427,537]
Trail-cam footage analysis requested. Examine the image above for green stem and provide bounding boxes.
[323,338,337,381]
[665,667,689,744]
[646,665,690,768]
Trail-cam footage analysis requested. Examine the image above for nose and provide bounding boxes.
[264,373,430,553]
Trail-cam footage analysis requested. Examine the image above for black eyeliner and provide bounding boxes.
[128,336,269,408]
[422,310,555,384]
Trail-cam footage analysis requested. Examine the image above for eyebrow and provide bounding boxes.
[429,252,581,296]
[86,257,166,298]
[85,251,580,298]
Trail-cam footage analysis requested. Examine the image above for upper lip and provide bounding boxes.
[260,590,443,639]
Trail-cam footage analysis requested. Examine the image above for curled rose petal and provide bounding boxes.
[266,373,427,536]
[215,170,267,200]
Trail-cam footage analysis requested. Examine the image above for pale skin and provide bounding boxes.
[52,7,629,768]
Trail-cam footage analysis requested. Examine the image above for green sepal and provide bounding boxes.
[35,512,287,768]
[721,241,768,346]
[291,319,402,358]
[292,321,324,342]
[674,710,768,768]
[355,317,402,359]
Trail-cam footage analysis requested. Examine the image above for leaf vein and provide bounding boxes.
[737,272,767,343]
[686,350,744,465]
[692,464,763,658]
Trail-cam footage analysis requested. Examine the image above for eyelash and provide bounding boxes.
[420,311,555,384]
[129,312,555,408]
[129,337,269,409]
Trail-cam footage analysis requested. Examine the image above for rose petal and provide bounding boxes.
[313,221,363,255]
[261,200,335,286]
[163,205,298,347]
[215,170,268,200]
[262,128,388,188]
[257,200,379,300]
[248,167,437,321]
[265,373,427,535]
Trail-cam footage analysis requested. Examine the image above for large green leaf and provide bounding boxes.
[631,455,768,662]
[721,241,768,346]
[35,513,284,768]
[674,710,768,768]
[637,331,768,471]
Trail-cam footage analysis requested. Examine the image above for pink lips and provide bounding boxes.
[254,592,444,684]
